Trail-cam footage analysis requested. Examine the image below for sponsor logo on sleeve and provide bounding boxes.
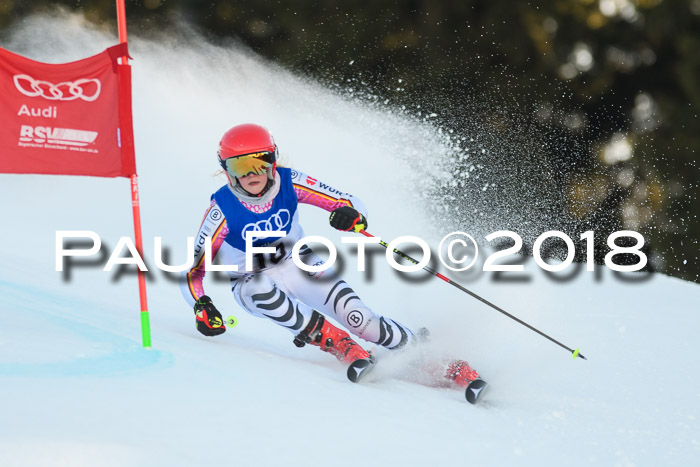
[209,208,222,222]
[318,182,347,197]
[194,231,209,256]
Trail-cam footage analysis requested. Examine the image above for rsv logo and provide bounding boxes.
[19,125,98,147]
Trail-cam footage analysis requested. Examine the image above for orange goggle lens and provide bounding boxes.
[222,151,276,178]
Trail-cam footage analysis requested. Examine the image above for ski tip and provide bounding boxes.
[347,358,374,383]
[572,348,587,360]
[225,315,239,328]
[465,378,488,404]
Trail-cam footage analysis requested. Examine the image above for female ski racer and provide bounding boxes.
[180,123,415,370]
[180,124,483,394]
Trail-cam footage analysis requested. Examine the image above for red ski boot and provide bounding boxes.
[294,311,370,365]
[445,360,480,387]
[446,360,488,404]
[410,329,481,388]
[410,328,487,403]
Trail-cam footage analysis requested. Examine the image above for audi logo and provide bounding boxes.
[13,74,101,102]
[241,209,292,240]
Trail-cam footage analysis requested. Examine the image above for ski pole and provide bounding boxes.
[359,230,586,360]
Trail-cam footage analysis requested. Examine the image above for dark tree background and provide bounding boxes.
[2,0,698,281]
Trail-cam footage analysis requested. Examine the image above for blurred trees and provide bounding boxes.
[1,0,698,281]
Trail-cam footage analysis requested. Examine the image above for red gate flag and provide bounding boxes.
[0,44,135,177]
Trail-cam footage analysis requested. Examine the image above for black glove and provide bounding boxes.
[329,206,368,233]
[194,295,226,337]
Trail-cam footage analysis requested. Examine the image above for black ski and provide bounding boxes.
[347,353,487,404]
[347,356,375,383]
[465,378,488,404]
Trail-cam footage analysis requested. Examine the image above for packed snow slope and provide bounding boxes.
[1,12,699,467]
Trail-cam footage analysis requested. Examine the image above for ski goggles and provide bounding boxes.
[221,150,276,178]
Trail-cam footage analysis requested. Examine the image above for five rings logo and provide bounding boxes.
[13,74,101,102]
[241,209,292,240]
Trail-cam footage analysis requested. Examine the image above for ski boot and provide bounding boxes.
[412,329,488,404]
[294,311,375,382]
[446,360,488,404]
[293,311,371,365]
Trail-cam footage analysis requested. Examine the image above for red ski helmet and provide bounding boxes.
[218,124,278,186]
